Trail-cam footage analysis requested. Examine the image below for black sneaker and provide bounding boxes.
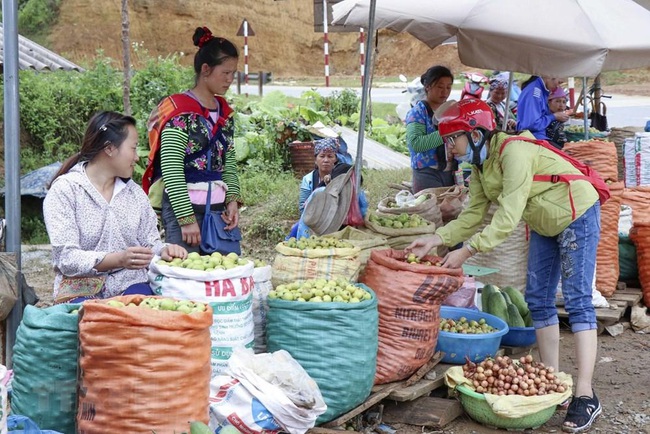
[562,391,602,433]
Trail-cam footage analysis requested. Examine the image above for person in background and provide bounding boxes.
[144,26,242,253]
[44,111,187,302]
[486,76,517,132]
[517,76,570,140]
[405,65,456,191]
[406,99,603,434]
[546,86,571,149]
[299,138,339,213]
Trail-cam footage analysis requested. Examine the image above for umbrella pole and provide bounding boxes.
[502,72,514,130]
[354,0,377,190]
[582,77,589,140]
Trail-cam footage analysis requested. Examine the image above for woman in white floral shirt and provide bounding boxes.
[43,111,187,302]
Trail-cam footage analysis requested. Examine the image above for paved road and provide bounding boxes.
[248,84,650,129]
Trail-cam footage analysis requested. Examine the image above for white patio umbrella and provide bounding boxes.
[333,0,650,77]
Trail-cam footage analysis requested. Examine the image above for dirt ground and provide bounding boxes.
[19,245,650,434]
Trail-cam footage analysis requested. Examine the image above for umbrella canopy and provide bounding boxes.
[333,0,650,77]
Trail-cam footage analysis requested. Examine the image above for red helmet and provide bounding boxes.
[437,99,496,137]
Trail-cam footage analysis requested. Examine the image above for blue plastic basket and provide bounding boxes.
[436,306,509,364]
[501,326,537,347]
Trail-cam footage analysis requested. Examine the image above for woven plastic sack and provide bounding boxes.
[563,140,618,182]
[252,265,273,353]
[378,188,444,230]
[630,221,650,307]
[0,255,18,321]
[266,283,378,424]
[465,204,530,292]
[77,295,213,433]
[360,249,464,384]
[148,259,255,376]
[271,243,361,287]
[609,127,644,182]
[328,226,389,274]
[621,186,650,223]
[596,182,623,297]
[619,240,638,281]
[11,304,81,434]
[428,185,468,224]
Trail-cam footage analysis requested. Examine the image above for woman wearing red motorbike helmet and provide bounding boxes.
[407,98,603,434]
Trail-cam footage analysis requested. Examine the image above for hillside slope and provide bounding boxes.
[48,0,464,77]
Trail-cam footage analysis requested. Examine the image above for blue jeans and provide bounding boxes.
[526,202,600,333]
[68,282,155,303]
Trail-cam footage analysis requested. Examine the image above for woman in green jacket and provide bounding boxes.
[407,99,604,434]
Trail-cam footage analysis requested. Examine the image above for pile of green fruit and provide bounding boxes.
[282,236,354,250]
[268,278,372,303]
[482,285,533,328]
[106,297,207,314]
[565,125,602,135]
[157,251,266,271]
[368,212,428,229]
[440,316,498,334]
[404,252,439,266]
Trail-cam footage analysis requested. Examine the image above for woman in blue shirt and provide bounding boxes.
[405,65,455,192]
[516,76,570,140]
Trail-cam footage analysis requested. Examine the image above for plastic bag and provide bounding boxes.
[210,348,326,434]
[443,276,478,309]
[7,415,62,434]
[344,171,364,227]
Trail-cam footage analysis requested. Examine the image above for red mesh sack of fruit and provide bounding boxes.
[563,140,619,182]
[360,249,464,384]
[596,181,624,297]
[77,295,213,433]
[630,221,650,308]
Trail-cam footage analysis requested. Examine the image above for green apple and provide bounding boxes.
[187,252,201,260]
[107,300,125,308]
[176,304,193,314]
[226,252,239,261]
[159,298,176,311]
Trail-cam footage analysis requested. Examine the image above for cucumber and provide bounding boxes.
[501,291,512,305]
[481,284,500,313]
[487,292,509,324]
[507,303,526,328]
[190,421,213,434]
[502,286,530,318]
[523,310,533,327]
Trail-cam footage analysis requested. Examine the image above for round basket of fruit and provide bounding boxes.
[565,125,609,142]
[446,354,572,430]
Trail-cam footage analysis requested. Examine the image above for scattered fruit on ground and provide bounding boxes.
[282,235,354,250]
[440,316,498,334]
[268,278,372,303]
[462,354,568,396]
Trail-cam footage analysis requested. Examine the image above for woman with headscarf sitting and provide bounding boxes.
[486,76,517,132]
[298,138,339,214]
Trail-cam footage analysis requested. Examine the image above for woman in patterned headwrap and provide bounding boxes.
[486,76,517,132]
[298,138,339,213]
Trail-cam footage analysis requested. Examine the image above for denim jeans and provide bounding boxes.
[526,202,600,333]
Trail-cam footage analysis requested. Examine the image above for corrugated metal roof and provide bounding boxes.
[0,22,84,72]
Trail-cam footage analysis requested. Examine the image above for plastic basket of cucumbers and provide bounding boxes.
[481,285,536,347]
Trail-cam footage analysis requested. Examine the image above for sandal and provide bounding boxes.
[562,391,602,433]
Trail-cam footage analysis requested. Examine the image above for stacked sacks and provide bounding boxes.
[271,236,361,287]
[360,249,464,384]
[563,140,618,182]
[465,203,530,292]
[608,127,644,182]
[596,182,624,297]
[77,295,213,433]
[630,221,650,307]
[363,212,437,251]
[11,304,81,434]
[266,281,378,424]
[148,256,255,376]
[378,189,444,230]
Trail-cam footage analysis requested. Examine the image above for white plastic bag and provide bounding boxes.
[394,190,418,207]
[0,365,8,434]
[226,348,326,434]
[619,205,633,239]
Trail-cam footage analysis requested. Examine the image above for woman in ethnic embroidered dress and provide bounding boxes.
[151,26,242,253]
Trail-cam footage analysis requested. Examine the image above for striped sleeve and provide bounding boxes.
[222,117,242,205]
[160,127,196,226]
[406,121,445,153]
